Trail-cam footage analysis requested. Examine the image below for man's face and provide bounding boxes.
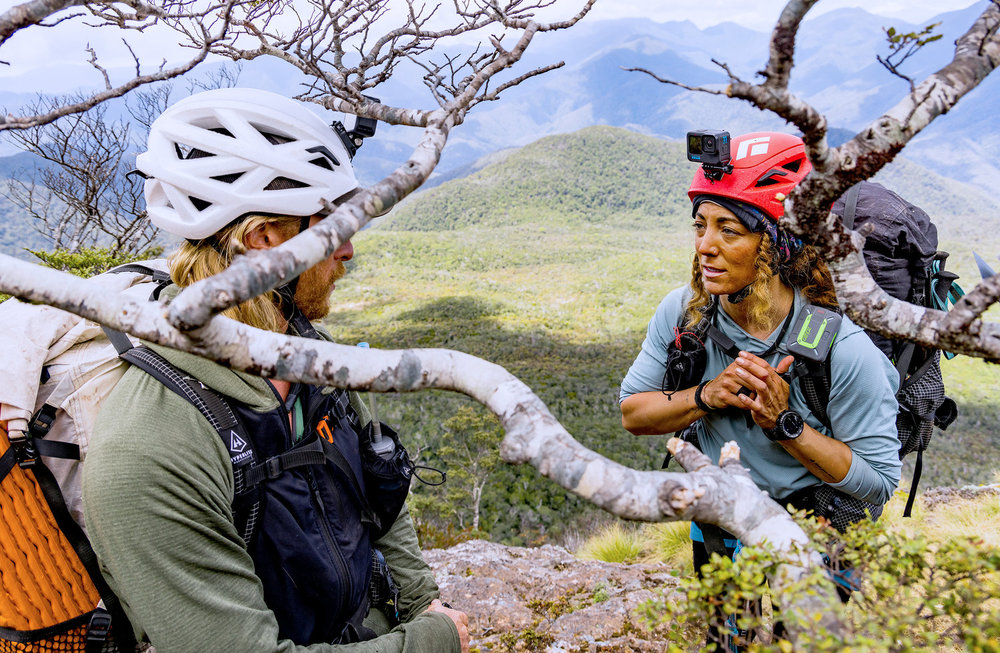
[293,215,354,320]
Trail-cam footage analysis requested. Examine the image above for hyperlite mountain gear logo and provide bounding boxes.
[735,136,770,161]
[228,429,254,465]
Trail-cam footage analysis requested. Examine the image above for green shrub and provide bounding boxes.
[640,513,1000,651]
[28,245,163,278]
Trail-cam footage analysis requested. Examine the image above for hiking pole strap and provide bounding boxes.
[903,448,924,518]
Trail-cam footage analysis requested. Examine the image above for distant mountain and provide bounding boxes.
[383,126,690,232]
[1,2,995,210]
[421,2,998,192]
[382,126,1000,241]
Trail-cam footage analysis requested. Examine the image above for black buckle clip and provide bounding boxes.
[8,430,38,469]
[86,609,113,643]
[29,406,57,439]
[265,456,284,480]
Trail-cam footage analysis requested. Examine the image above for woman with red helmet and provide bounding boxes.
[619,132,902,645]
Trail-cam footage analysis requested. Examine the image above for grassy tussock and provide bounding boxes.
[577,490,1000,568]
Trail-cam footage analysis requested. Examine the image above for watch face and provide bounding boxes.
[779,410,804,439]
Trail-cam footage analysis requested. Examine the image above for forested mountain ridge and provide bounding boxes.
[385,126,1000,238]
[385,127,690,231]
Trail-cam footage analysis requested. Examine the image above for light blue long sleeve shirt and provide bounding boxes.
[621,286,902,505]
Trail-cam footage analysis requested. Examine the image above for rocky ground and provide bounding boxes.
[918,484,999,511]
[422,486,1000,651]
[423,540,683,652]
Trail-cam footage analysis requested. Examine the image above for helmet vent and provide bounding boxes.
[211,172,244,184]
[754,169,789,187]
[253,124,296,145]
[263,176,309,191]
[175,142,215,160]
[782,159,803,173]
[189,196,211,212]
[309,156,334,171]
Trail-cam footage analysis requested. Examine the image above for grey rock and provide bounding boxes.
[424,540,681,651]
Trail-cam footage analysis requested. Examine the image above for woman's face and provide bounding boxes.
[693,201,763,296]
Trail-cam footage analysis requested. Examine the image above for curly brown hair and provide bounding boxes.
[684,233,838,331]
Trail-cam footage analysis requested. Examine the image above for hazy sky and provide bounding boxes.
[0,0,982,89]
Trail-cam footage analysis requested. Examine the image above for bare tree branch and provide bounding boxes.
[620,64,728,95]
[0,0,84,46]
[0,251,845,646]
[166,2,594,331]
[944,274,1000,334]
[0,0,242,131]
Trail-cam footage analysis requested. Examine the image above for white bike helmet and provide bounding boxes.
[138,88,359,240]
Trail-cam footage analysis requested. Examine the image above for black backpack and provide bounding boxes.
[799,182,961,517]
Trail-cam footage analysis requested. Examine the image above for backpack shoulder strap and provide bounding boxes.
[108,262,173,301]
[116,344,263,544]
[841,183,862,230]
[793,356,833,431]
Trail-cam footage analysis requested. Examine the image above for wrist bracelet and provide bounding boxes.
[694,380,715,413]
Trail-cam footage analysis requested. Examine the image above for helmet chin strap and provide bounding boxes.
[727,285,753,304]
[274,215,321,339]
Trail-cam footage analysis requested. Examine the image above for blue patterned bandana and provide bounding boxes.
[691,195,802,265]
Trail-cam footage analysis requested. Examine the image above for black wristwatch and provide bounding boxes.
[762,409,804,442]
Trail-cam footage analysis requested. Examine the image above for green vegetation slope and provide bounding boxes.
[385,126,693,231]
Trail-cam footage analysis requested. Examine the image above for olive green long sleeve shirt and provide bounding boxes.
[82,343,459,653]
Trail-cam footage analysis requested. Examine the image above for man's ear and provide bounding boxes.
[244,222,288,251]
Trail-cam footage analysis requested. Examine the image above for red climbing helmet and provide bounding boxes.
[687,132,812,221]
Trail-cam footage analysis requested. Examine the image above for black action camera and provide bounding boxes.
[687,130,732,180]
[686,130,731,165]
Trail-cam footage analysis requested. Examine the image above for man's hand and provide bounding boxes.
[427,599,469,652]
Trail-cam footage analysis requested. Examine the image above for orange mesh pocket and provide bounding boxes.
[0,433,100,633]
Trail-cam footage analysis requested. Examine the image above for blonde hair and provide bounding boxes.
[169,214,301,332]
[684,234,838,332]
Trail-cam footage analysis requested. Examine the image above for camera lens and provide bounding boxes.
[703,136,716,152]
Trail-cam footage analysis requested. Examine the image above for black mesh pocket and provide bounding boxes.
[809,485,883,533]
[661,328,707,394]
[896,349,945,458]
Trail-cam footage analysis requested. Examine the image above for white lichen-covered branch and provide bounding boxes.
[626,0,1000,360]
[166,1,594,331]
[0,252,844,643]
[0,0,243,130]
